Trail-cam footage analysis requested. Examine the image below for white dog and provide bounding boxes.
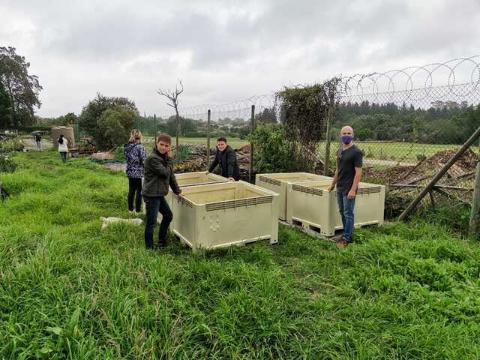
[100,217,143,230]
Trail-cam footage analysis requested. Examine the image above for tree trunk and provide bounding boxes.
[175,109,180,156]
[6,79,16,128]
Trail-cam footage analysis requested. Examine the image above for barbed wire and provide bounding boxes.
[157,55,480,119]
[340,55,480,105]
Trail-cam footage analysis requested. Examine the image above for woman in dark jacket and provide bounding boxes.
[124,129,146,214]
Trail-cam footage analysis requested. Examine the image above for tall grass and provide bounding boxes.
[1,151,479,359]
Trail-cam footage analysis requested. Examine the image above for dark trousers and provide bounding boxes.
[144,196,173,249]
[128,178,143,212]
[60,152,67,163]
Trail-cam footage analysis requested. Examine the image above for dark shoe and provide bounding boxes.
[156,242,167,250]
[336,238,349,248]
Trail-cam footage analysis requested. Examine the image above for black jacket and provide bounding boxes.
[143,149,180,197]
[208,145,240,180]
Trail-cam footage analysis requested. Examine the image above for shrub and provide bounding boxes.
[96,106,137,150]
[249,124,295,173]
[78,94,138,150]
[0,155,16,173]
[0,137,24,153]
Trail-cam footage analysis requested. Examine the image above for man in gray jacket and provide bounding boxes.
[143,133,181,250]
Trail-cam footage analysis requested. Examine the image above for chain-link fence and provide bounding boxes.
[136,57,480,210]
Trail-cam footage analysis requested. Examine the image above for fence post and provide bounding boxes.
[153,114,157,137]
[175,111,180,156]
[324,103,333,176]
[469,162,480,239]
[207,109,211,170]
[249,105,255,183]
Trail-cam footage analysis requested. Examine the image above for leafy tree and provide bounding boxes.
[0,82,11,129]
[165,116,196,137]
[62,112,77,126]
[96,106,137,150]
[79,93,138,148]
[255,107,277,124]
[0,46,42,128]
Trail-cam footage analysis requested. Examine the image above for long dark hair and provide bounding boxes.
[58,134,64,145]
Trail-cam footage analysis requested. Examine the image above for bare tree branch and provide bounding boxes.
[157,80,184,155]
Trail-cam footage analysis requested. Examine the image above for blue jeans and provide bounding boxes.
[144,196,173,249]
[336,191,356,242]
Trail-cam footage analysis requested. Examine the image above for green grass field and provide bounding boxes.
[144,137,478,164]
[1,152,479,358]
[319,141,468,163]
[143,137,247,151]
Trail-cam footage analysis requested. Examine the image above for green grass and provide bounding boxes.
[145,137,477,164]
[143,137,248,150]
[319,141,479,164]
[1,151,480,359]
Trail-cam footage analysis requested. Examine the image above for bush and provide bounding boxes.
[0,137,24,153]
[78,94,138,150]
[249,124,295,173]
[96,106,137,150]
[173,144,190,164]
[0,155,16,173]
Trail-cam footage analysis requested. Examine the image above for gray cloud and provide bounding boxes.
[1,0,479,117]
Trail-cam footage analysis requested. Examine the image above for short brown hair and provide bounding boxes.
[217,137,227,143]
[156,133,171,144]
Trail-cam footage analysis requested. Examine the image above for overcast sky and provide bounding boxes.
[1,0,479,117]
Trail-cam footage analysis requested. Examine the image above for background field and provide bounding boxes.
[0,151,479,358]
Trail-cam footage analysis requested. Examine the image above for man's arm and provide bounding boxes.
[208,154,219,173]
[328,161,339,191]
[226,149,237,179]
[170,170,181,195]
[148,156,170,178]
[347,150,363,199]
[347,167,363,199]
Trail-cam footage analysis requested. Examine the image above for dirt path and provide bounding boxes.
[21,137,53,151]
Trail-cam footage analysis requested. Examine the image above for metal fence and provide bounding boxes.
[141,57,480,208]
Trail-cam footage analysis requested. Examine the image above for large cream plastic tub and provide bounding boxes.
[170,181,279,251]
[166,172,228,227]
[287,180,385,236]
[255,173,332,220]
[174,172,227,187]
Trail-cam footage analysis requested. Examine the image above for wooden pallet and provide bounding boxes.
[279,219,379,241]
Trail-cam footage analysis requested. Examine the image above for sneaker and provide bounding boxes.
[336,238,349,248]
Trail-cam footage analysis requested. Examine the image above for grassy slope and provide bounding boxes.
[1,152,479,359]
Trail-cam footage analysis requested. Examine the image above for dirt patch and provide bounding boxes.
[364,149,478,186]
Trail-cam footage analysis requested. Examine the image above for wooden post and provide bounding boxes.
[207,109,211,170]
[398,126,480,221]
[469,162,480,238]
[175,110,180,156]
[249,105,255,183]
[324,102,333,176]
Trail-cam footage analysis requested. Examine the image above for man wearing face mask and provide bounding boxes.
[327,126,363,247]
